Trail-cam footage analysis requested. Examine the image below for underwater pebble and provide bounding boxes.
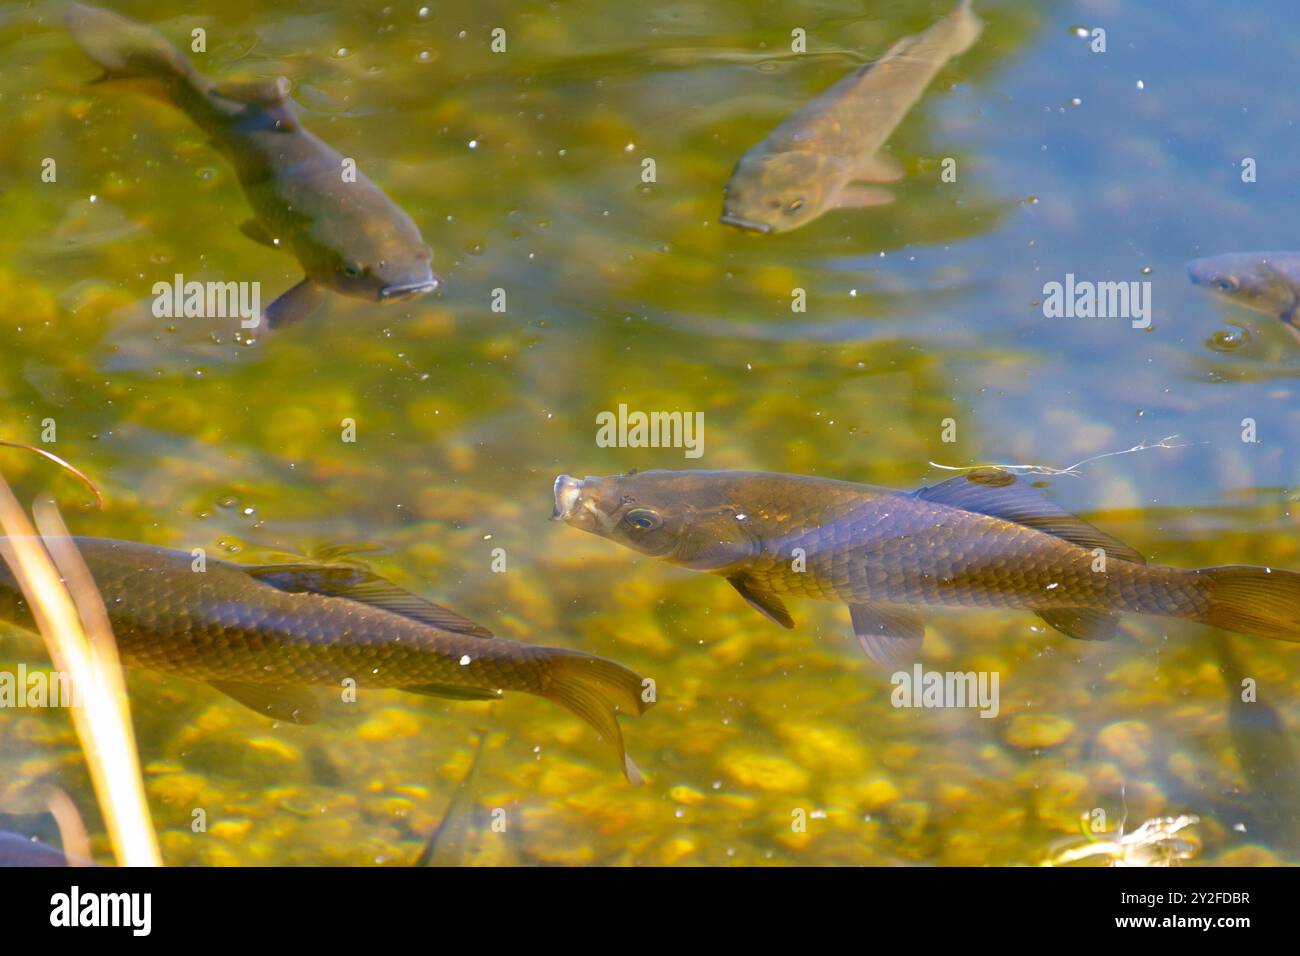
[1004,714,1075,750]
[722,749,810,793]
[356,708,424,741]
[1096,720,1153,770]
[859,777,903,810]
[669,785,706,805]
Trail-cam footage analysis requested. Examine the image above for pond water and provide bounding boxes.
[0,0,1297,866]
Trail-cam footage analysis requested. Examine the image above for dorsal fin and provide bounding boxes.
[915,469,1146,564]
[244,564,494,637]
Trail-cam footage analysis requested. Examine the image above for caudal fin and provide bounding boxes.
[66,4,205,103]
[1195,566,1300,642]
[541,651,653,783]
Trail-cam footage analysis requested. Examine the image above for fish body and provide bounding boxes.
[0,537,648,777]
[1187,252,1300,343]
[721,0,982,233]
[0,831,91,867]
[66,4,441,328]
[552,469,1300,667]
[1211,634,1300,854]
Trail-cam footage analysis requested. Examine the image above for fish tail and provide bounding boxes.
[66,4,212,118]
[1192,566,1300,642]
[950,0,983,53]
[539,650,652,783]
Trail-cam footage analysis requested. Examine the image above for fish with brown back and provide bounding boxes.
[721,0,982,234]
[553,468,1300,668]
[65,3,441,328]
[0,537,651,780]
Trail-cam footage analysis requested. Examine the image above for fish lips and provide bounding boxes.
[719,213,774,235]
[551,475,583,521]
[379,276,442,300]
[551,474,616,531]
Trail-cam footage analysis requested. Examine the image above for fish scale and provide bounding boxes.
[555,469,1300,663]
[0,537,651,778]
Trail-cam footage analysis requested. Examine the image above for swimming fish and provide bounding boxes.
[552,469,1300,668]
[1187,252,1300,344]
[0,831,92,867]
[65,3,441,329]
[0,538,650,779]
[413,730,490,867]
[1210,632,1300,854]
[720,0,982,234]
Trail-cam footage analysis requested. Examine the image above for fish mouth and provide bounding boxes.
[551,474,616,531]
[379,276,442,300]
[551,474,583,521]
[719,213,773,235]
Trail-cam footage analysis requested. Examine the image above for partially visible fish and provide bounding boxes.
[0,831,95,867]
[0,537,651,779]
[721,0,983,234]
[414,731,490,867]
[1211,633,1300,854]
[1187,252,1300,344]
[552,469,1300,669]
[66,4,441,329]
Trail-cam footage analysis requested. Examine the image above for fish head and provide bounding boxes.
[721,150,841,234]
[551,471,758,571]
[324,240,442,303]
[1187,253,1298,317]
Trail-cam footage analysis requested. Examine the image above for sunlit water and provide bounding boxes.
[0,0,1297,865]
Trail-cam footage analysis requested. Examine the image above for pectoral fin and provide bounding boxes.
[1036,608,1120,641]
[854,153,905,183]
[208,680,321,724]
[264,279,324,329]
[239,219,279,248]
[728,575,794,628]
[849,604,924,669]
[406,683,503,701]
[835,184,895,209]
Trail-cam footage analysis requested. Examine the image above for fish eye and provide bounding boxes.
[1217,277,1239,292]
[623,509,662,532]
[340,262,362,278]
[786,198,805,214]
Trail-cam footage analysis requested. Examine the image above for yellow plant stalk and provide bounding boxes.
[0,477,160,866]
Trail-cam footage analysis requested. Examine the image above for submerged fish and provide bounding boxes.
[552,469,1300,668]
[0,831,92,867]
[721,0,982,234]
[414,731,490,867]
[1211,633,1300,854]
[1187,252,1300,344]
[65,3,441,329]
[0,538,649,779]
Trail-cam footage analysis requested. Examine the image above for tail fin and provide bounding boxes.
[66,4,206,104]
[1195,566,1300,642]
[949,0,984,56]
[541,651,652,783]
